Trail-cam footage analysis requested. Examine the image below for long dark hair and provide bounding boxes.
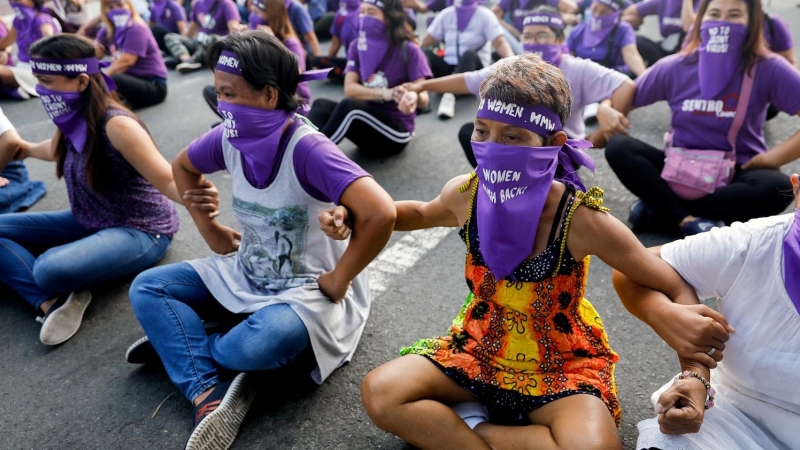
[207,31,303,111]
[682,0,768,72]
[382,0,414,46]
[30,34,130,192]
[262,0,297,42]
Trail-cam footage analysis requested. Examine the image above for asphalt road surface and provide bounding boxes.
[1,2,799,448]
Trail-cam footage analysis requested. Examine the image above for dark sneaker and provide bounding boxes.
[164,56,180,70]
[681,217,725,236]
[628,200,658,231]
[202,85,222,118]
[126,336,160,365]
[176,61,203,74]
[39,291,92,346]
[185,373,255,450]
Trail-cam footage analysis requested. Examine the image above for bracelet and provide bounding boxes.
[674,370,715,410]
[375,87,385,103]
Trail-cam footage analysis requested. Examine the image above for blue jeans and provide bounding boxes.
[0,210,171,311]
[129,263,311,402]
[0,161,46,213]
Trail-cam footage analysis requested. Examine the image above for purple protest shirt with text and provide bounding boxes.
[150,0,187,33]
[191,0,241,37]
[97,21,168,79]
[634,53,800,164]
[497,0,559,31]
[13,10,58,63]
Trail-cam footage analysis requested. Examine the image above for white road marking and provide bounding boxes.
[367,227,453,299]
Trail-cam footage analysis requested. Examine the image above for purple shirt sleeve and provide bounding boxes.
[633,54,674,107]
[283,36,307,71]
[766,56,800,116]
[344,41,359,76]
[464,62,495,95]
[428,11,445,41]
[120,24,151,58]
[766,16,793,53]
[405,42,433,81]
[426,0,448,12]
[221,0,241,25]
[169,1,188,22]
[617,22,636,49]
[187,125,227,174]
[95,27,110,51]
[635,0,659,18]
[575,58,628,105]
[293,132,372,204]
[289,3,314,35]
[498,0,512,12]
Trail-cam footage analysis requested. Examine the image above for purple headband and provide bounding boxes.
[594,0,621,11]
[30,57,117,92]
[522,12,564,29]
[362,0,384,9]
[476,97,562,137]
[216,51,333,81]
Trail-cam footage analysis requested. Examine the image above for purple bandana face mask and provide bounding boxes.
[108,8,133,47]
[357,16,389,82]
[454,0,478,32]
[523,44,562,66]
[35,86,89,153]
[583,8,621,48]
[698,20,748,99]
[783,209,800,315]
[341,0,360,12]
[471,98,595,279]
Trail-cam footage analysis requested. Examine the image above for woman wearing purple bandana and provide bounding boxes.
[148,0,189,52]
[307,0,433,155]
[94,0,170,109]
[605,0,800,236]
[615,176,800,449]
[321,53,717,450]
[0,34,220,347]
[622,0,700,66]
[247,0,324,59]
[127,32,395,450]
[311,0,362,83]
[162,0,241,73]
[420,0,513,118]
[568,0,647,77]
[492,0,577,54]
[0,0,58,100]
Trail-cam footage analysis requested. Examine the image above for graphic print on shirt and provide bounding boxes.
[680,92,738,119]
[363,71,389,88]
[233,197,314,290]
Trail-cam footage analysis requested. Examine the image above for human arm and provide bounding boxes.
[318,177,396,302]
[621,3,643,28]
[327,36,342,58]
[186,20,200,38]
[492,4,522,38]
[20,133,60,162]
[420,33,439,49]
[0,130,24,171]
[343,71,395,102]
[394,173,472,231]
[402,0,428,13]
[742,121,800,169]
[0,27,16,50]
[394,79,430,113]
[681,0,696,32]
[105,52,139,75]
[77,15,102,35]
[304,31,323,57]
[621,43,646,77]
[596,78,635,138]
[403,73,471,95]
[176,20,189,35]
[556,0,579,15]
[492,34,514,59]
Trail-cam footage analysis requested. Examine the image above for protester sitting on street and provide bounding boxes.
[319,53,719,450]
[311,0,361,83]
[0,106,46,213]
[404,8,634,163]
[420,0,513,119]
[605,0,800,237]
[0,20,14,71]
[248,0,323,60]
[0,0,58,100]
[614,178,800,450]
[0,34,219,346]
[307,0,432,156]
[127,31,396,450]
[163,0,241,73]
[94,0,170,109]
[44,0,93,34]
[622,0,699,67]
[492,0,578,54]
[149,0,189,52]
[303,0,336,40]
[568,0,646,77]
[203,0,315,115]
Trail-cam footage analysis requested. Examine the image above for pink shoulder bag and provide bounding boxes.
[660,64,757,200]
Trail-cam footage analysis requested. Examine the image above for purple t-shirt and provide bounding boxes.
[498,0,559,31]
[191,0,240,38]
[635,0,699,38]
[330,10,359,50]
[764,15,793,53]
[97,21,168,80]
[64,109,179,236]
[288,1,315,50]
[150,0,187,34]
[187,119,371,203]
[14,11,58,63]
[344,40,433,133]
[634,53,800,164]
[567,21,636,73]
[284,36,311,104]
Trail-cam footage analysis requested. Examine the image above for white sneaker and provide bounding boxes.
[438,93,456,119]
[176,61,203,74]
[39,290,92,346]
[583,102,600,122]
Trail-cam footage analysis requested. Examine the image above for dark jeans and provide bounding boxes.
[150,23,171,53]
[307,97,412,156]
[112,73,168,109]
[423,48,483,79]
[314,13,335,41]
[311,56,347,83]
[605,135,793,225]
[636,35,673,67]
[458,122,476,167]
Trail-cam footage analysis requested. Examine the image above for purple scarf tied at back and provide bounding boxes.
[471,97,595,279]
[583,0,621,48]
[454,0,478,32]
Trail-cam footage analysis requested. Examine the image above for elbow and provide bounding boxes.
[358,201,397,238]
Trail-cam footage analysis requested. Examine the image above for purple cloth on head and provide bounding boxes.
[64,109,179,236]
[284,37,312,104]
[13,7,58,63]
[191,0,241,37]
[497,0,558,32]
[764,15,793,53]
[567,20,635,72]
[634,53,800,165]
[150,0,187,33]
[188,119,372,203]
[344,39,433,133]
[97,22,168,79]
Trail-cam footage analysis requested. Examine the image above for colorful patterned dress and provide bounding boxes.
[401,176,622,425]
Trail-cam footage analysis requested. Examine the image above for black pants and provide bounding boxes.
[112,73,168,109]
[458,122,476,167]
[307,98,412,156]
[314,13,335,41]
[150,24,171,53]
[605,135,793,225]
[636,35,675,67]
[424,49,483,79]
[311,56,347,83]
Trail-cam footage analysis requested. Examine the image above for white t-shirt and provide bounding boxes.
[464,54,628,138]
[637,214,800,450]
[427,6,503,68]
[0,106,14,137]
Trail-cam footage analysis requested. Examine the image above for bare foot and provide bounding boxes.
[0,176,8,187]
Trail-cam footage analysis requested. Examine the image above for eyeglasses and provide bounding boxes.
[520,32,557,44]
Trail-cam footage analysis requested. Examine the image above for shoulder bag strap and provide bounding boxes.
[727,62,757,153]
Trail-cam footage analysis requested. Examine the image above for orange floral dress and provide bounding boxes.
[401,176,621,425]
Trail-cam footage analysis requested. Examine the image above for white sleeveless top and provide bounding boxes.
[188,124,371,384]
